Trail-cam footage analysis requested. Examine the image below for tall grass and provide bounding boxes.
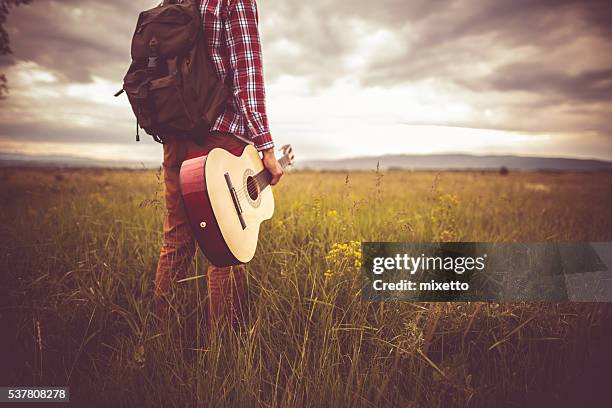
[1,167,611,407]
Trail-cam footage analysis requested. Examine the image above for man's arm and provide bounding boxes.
[225,0,282,184]
[225,0,272,151]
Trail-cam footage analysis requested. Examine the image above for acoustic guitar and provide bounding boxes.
[179,144,294,266]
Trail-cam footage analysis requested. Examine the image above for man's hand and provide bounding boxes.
[261,147,283,185]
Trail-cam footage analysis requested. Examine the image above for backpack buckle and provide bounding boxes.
[147,56,158,73]
[147,38,159,75]
[136,83,149,99]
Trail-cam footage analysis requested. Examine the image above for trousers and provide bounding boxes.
[154,132,248,326]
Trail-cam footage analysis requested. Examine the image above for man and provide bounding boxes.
[154,0,282,325]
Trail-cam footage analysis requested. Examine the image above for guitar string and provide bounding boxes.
[233,162,290,203]
[231,155,291,199]
[233,172,276,202]
[235,182,265,205]
[233,164,283,199]
[234,179,267,202]
[231,173,266,198]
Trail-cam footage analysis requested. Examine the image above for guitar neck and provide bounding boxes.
[278,154,291,169]
[255,153,291,190]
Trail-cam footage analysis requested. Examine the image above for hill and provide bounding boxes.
[298,154,612,171]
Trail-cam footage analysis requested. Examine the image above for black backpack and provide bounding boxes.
[115,0,227,143]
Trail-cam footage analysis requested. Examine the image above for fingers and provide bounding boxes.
[269,164,283,185]
[270,168,283,185]
[280,145,295,164]
[282,146,292,155]
[264,150,285,185]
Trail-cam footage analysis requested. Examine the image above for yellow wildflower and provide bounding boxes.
[324,240,362,277]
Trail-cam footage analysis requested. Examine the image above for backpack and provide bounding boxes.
[115,0,227,143]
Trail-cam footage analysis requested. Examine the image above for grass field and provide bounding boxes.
[1,167,612,407]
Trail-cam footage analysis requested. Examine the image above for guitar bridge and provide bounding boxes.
[224,172,247,230]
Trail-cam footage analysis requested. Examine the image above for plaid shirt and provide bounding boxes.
[200,0,274,151]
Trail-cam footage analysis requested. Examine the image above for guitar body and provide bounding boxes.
[180,144,275,266]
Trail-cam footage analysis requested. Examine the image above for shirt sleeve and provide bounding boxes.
[225,0,274,151]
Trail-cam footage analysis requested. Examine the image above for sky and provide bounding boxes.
[0,0,611,164]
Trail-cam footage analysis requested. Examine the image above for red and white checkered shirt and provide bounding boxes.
[200,0,274,151]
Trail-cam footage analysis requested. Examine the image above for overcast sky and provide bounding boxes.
[1,0,611,163]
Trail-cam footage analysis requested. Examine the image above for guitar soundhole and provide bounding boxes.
[246,176,259,200]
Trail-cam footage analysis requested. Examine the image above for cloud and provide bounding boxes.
[1,0,149,83]
[0,0,611,161]
[257,0,612,140]
[475,64,612,103]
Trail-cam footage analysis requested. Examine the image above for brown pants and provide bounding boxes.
[154,132,248,327]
